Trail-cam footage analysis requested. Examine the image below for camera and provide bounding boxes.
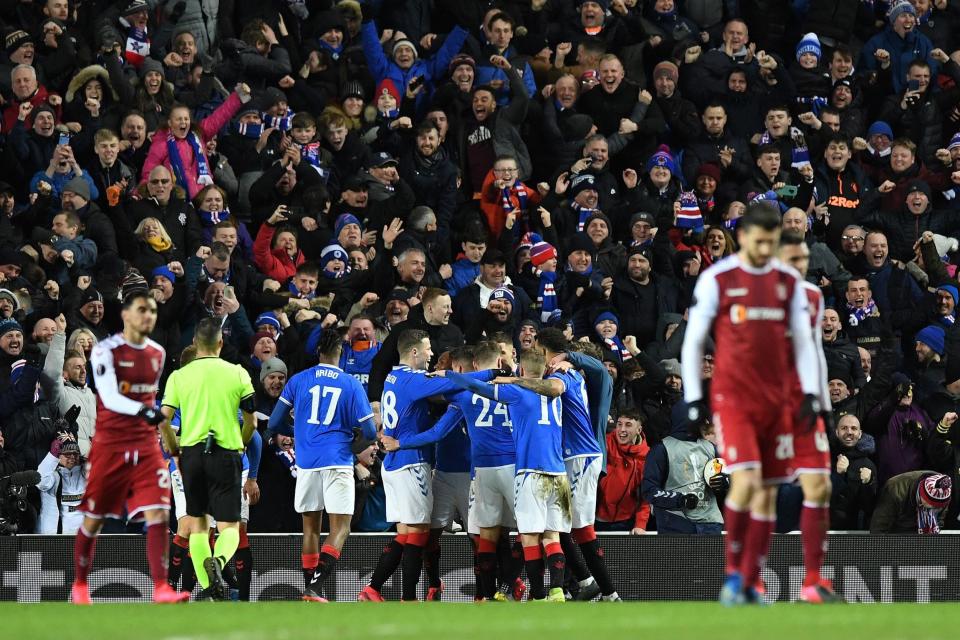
[0,471,41,535]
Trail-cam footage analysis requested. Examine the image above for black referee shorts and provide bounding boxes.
[180,443,242,523]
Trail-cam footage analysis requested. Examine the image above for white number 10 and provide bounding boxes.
[307,385,341,425]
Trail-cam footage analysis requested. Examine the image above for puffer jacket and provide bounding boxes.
[253,223,305,283]
[597,431,650,529]
[859,26,937,94]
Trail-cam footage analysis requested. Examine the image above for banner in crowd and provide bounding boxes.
[2,534,958,603]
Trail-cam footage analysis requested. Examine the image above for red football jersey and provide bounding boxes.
[786,280,830,405]
[90,334,166,448]
[682,254,818,409]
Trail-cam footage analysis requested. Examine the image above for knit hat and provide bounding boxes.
[676,191,704,232]
[122,0,149,16]
[392,39,418,60]
[569,173,599,200]
[0,318,22,340]
[79,288,103,308]
[561,114,595,141]
[919,473,952,509]
[320,243,348,270]
[259,357,287,383]
[795,32,821,62]
[887,0,916,24]
[518,232,543,253]
[695,163,722,183]
[916,325,946,356]
[530,241,557,267]
[263,87,288,107]
[936,284,958,308]
[63,177,91,202]
[313,10,347,36]
[567,232,595,255]
[628,244,653,263]
[4,30,32,54]
[335,213,363,237]
[653,61,679,84]
[255,312,282,336]
[867,121,894,140]
[906,179,931,199]
[630,211,656,227]
[139,57,164,80]
[578,0,610,10]
[827,367,853,390]
[121,271,149,300]
[448,53,476,75]
[660,358,681,377]
[645,145,676,175]
[949,132,960,150]
[0,289,19,311]
[490,286,515,307]
[595,310,619,327]
[375,78,401,105]
[0,249,21,269]
[151,265,176,284]
[342,80,364,101]
[249,330,276,353]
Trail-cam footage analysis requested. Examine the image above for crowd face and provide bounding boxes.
[916,340,938,365]
[63,356,87,387]
[832,85,853,109]
[890,144,914,173]
[555,76,578,108]
[599,58,624,94]
[397,251,426,284]
[472,90,496,122]
[820,111,841,132]
[96,136,119,166]
[480,261,506,288]
[828,379,850,404]
[487,18,513,51]
[0,330,22,356]
[122,114,147,148]
[830,51,853,79]
[821,309,841,342]
[595,318,617,339]
[840,226,865,255]
[615,416,642,445]
[627,253,651,282]
[426,110,449,139]
[33,110,55,136]
[349,249,368,270]
[175,32,197,63]
[34,318,57,343]
[11,67,37,101]
[836,415,862,447]
[348,318,375,343]
[764,110,791,138]
[518,324,537,350]
[864,233,888,268]
[845,279,871,310]
[143,70,163,95]
[325,124,348,150]
[781,208,807,234]
[252,337,277,361]
[906,189,928,215]
[584,139,608,170]
[147,167,173,202]
[936,289,955,317]
[906,64,931,93]
[727,70,747,93]
[586,218,609,245]
[320,27,343,49]
[52,213,78,240]
[263,372,286,398]
[756,152,780,180]
[892,9,916,37]
[338,222,362,249]
[705,229,727,259]
[385,298,409,324]
[80,300,104,325]
[212,226,238,253]
[416,128,440,157]
[292,270,318,295]
[825,140,851,171]
[631,219,653,244]
[580,1,605,27]
[568,249,592,273]
[702,106,726,136]
[722,20,748,53]
[451,64,474,92]
[341,186,368,208]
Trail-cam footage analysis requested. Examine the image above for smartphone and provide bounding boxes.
[58,131,71,146]
[907,79,920,92]
[409,75,424,89]
[223,285,236,301]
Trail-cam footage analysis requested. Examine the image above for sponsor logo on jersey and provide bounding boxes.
[730,304,786,324]
[726,288,748,297]
[117,361,134,368]
[119,381,158,394]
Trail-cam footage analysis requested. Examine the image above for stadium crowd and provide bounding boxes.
[1,0,960,543]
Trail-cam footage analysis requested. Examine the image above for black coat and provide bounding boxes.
[127,196,204,259]
[610,271,684,347]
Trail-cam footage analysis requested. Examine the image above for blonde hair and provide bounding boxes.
[134,217,173,245]
[67,328,97,353]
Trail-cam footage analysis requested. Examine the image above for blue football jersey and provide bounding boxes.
[493,384,564,475]
[381,366,492,472]
[549,369,602,460]
[434,411,471,473]
[278,364,375,469]
[339,341,381,392]
[449,388,515,469]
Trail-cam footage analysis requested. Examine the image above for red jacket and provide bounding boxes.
[597,432,650,529]
[478,170,542,240]
[253,223,304,282]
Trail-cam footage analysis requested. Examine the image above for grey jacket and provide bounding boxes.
[43,332,97,456]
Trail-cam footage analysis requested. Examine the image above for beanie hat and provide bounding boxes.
[919,473,952,509]
[392,39,418,60]
[695,163,722,183]
[569,173,599,200]
[4,30,32,54]
[867,121,894,140]
[660,358,681,377]
[151,265,176,284]
[79,288,103,308]
[255,312,283,336]
[653,61,679,84]
[675,191,704,232]
[139,57,164,81]
[63,177,91,202]
[448,53,476,75]
[263,87,288,107]
[827,367,853,390]
[490,286,515,307]
[628,244,653,263]
[887,0,916,24]
[916,325,946,356]
[594,310,620,327]
[530,241,558,267]
[630,211,656,227]
[518,232,543,253]
[121,271,149,300]
[949,132,960,150]
[645,145,676,175]
[313,10,347,36]
[122,0,149,16]
[936,284,958,308]
[578,0,610,10]
[0,249,22,267]
[375,78,401,105]
[906,179,932,199]
[561,114,594,141]
[568,232,595,255]
[334,213,363,237]
[342,80,364,101]
[795,32,821,62]
[0,289,20,312]
[259,357,287,383]
[0,318,22,340]
[249,330,276,353]
[320,243,349,271]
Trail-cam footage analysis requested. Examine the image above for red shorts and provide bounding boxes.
[787,403,831,475]
[80,442,171,520]
[712,398,794,484]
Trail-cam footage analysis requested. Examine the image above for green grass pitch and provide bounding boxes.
[4,602,957,640]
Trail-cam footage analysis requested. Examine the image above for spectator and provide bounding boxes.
[596,409,650,533]
[37,433,85,534]
[830,413,879,530]
[871,470,952,533]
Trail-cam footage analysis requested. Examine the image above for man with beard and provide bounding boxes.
[465,286,517,343]
[829,414,879,530]
[682,103,752,185]
[339,314,381,394]
[400,121,458,261]
[517,319,538,352]
[58,175,117,263]
[452,249,532,331]
[257,357,286,415]
[821,308,866,392]
[611,245,683,349]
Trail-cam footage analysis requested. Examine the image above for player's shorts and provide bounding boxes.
[565,455,600,529]
[788,402,831,475]
[383,463,433,525]
[472,464,517,530]
[712,398,793,484]
[294,467,355,515]
[80,443,171,520]
[179,444,243,523]
[172,466,247,524]
[513,471,572,534]
[431,470,471,530]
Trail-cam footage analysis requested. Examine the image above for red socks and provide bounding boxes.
[740,515,775,588]
[74,526,97,584]
[801,503,829,587]
[145,522,169,588]
[723,501,750,576]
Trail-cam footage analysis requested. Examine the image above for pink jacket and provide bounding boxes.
[141,92,242,199]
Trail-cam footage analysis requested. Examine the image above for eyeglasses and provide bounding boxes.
[149,179,171,185]
[841,235,865,243]
[493,167,518,174]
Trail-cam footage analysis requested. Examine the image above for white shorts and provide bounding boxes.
[295,467,355,515]
[431,470,471,530]
[513,471,571,534]
[565,456,600,529]
[383,463,433,525]
[171,467,248,525]
[473,464,517,529]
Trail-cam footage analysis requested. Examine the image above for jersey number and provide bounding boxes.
[775,434,795,460]
[471,394,512,427]
[381,390,398,430]
[307,385,342,425]
[538,396,562,426]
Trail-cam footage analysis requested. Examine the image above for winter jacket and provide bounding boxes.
[128,195,204,259]
[866,395,933,486]
[253,223,306,283]
[830,432,879,530]
[445,257,480,298]
[41,332,96,456]
[823,333,867,390]
[859,204,960,263]
[399,145,459,261]
[474,44,537,106]
[598,431,650,528]
[812,161,872,252]
[871,470,945,533]
[859,26,937,94]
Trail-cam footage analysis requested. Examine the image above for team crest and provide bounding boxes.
[151,358,161,372]
[775,283,787,301]
[178,213,187,226]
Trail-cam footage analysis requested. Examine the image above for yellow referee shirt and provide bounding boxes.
[162,356,255,451]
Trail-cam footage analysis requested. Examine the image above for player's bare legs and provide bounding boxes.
[798,473,839,602]
[188,515,240,599]
[303,512,351,601]
[362,522,408,601]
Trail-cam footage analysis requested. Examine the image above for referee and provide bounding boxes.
[160,318,257,600]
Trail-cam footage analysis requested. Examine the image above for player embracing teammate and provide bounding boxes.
[681,203,828,606]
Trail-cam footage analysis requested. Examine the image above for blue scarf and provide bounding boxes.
[603,335,632,361]
[199,207,230,226]
[232,121,263,138]
[846,299,877,326]
[264,108,293,132]
[167,130,211,191]
[537,269,560,324]
[299,142,330,181]
[271,439,297,478]
[317,39,344,61]
[570,202,597,232]
[288,281,316,300]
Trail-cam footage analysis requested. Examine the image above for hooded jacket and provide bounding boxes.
[598,431,650,528]
[253,223,306,283]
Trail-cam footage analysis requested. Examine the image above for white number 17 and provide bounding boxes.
[307,385,341,425]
